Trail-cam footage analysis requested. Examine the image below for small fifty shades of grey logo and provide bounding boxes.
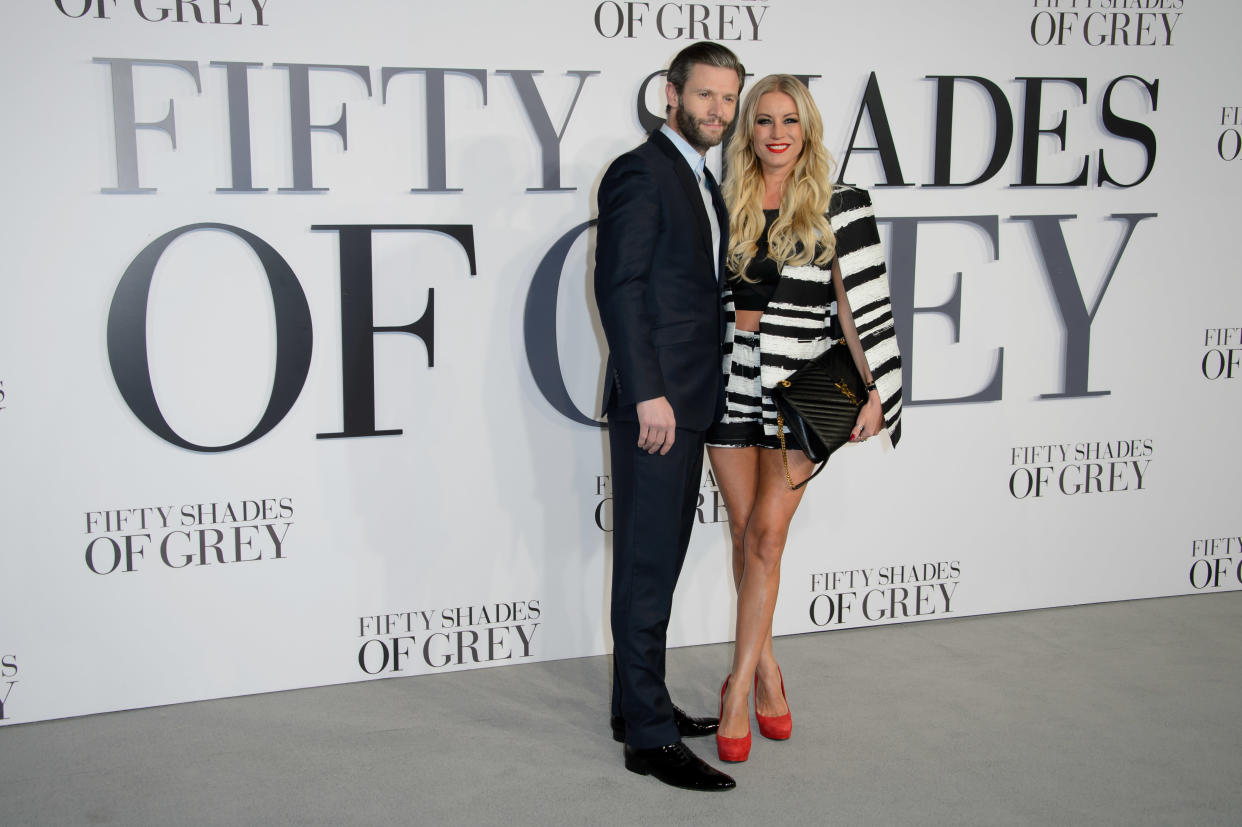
[51,0,269,25]
[356,601,542,674]
[1201,327,1242,380]
[1009,439,1153,499]
[1028,0,1183,47]
[809,562,961,627]
[592,1,769,41]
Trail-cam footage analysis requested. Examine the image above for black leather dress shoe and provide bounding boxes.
[610,705,719,743]
[624,742,736,791]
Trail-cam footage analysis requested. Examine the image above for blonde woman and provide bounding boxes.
[707,74,903,762]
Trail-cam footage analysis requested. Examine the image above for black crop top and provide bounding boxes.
[730,209,782,312]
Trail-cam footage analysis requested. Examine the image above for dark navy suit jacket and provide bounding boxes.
[594,129,728,432]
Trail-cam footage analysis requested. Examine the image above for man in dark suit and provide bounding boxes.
[594,42,744,792]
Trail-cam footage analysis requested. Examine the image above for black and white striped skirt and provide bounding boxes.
[706,330,786,450]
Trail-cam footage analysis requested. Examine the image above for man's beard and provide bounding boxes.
[675,99,730,152]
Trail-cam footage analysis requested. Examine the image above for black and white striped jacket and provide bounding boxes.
[721,186,904,446]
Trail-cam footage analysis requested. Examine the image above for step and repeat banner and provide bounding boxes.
[2,0,1239,725]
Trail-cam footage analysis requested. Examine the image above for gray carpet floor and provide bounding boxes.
[2,592,1239,826]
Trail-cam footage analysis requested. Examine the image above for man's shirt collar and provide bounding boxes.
[660,123,705,178]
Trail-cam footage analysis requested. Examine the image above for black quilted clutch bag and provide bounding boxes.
[770,340,865,489]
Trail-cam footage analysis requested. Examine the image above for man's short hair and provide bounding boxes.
[665,42,746,113]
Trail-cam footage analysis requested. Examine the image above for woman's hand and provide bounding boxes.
[850,390,884,443]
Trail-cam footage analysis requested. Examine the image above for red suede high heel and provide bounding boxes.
[755,668,792,740]
[716,675,751,762]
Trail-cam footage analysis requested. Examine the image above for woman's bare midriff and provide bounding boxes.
[735,309,763,332]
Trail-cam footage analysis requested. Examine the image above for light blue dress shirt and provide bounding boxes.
[659,123,721,280]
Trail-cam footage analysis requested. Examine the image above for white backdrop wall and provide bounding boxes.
[2,0,1239,725]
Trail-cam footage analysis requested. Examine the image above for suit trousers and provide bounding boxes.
[608,417,706,749]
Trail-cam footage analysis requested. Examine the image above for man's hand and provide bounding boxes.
[636,396,676,455]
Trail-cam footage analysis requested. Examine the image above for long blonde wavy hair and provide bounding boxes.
[723,74,836,279]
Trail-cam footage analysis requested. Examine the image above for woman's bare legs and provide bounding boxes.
[708,444,813,738]
[709,446,759,590]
